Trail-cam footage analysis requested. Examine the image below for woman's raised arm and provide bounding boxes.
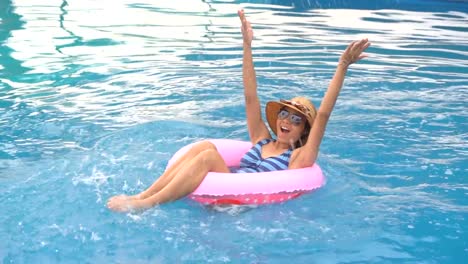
[238,9,271,144]
[290,39,371,168]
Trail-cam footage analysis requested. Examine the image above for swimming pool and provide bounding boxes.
[1,0,467,262]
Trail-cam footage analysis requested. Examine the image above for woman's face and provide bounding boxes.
[275,107,306,145]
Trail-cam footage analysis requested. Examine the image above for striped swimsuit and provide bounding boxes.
[230,138,292,173]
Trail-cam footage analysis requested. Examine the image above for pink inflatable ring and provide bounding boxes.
[167,139,325,205]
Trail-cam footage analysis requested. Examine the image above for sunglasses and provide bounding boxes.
[277,108,305,126]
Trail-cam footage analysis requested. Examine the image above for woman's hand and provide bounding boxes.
[238,9,253,46]
[339,38,371,67]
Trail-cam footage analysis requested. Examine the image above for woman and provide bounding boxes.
[107,10,370,212]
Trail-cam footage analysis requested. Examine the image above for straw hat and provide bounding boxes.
[265,97,317,136]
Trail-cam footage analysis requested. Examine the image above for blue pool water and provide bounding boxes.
[1,0,467,262]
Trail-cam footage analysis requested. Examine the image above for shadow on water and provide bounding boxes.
[56,0,82,55]
[56,0,121,53]
[0,0,30,79]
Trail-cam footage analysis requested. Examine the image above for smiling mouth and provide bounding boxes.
[280,126,290,133]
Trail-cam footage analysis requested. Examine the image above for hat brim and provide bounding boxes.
[265,101,314,136]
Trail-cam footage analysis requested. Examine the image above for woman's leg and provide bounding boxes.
[138,141,218,198]
[108,141,217,202]
[142,148,230,206]
[107,148,229,211]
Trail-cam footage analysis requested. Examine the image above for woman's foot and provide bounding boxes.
[107,195,146,212]
[108,194,140,203]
